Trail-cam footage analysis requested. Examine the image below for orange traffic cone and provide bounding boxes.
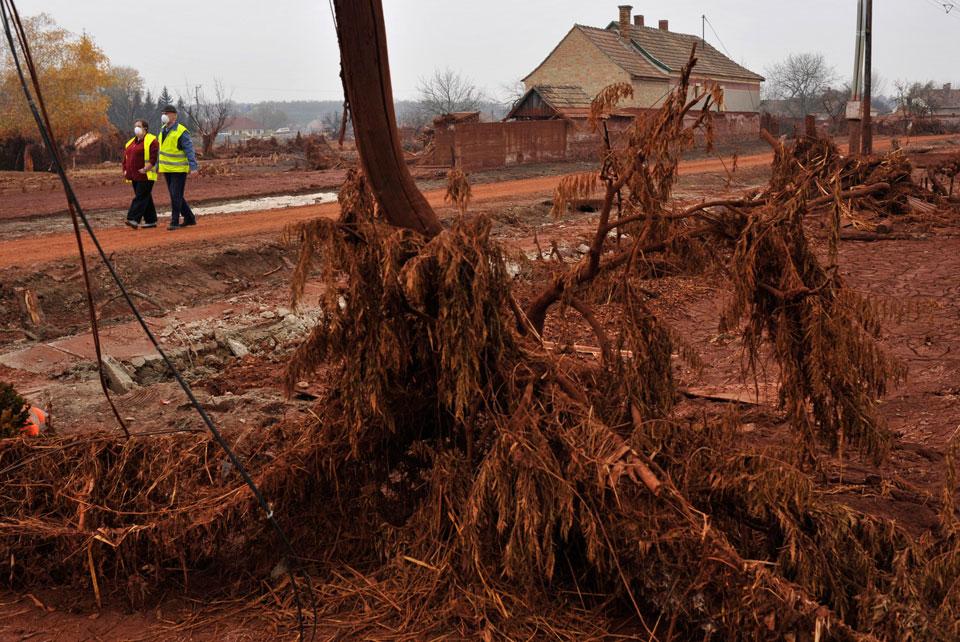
[21,406,46,437]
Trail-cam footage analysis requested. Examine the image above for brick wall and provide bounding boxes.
[710,112,761,145]
[432,121,569,171]
[633,78,673,107]
[430,112,760,170]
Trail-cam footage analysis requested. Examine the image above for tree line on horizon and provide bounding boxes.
[762,51,955,125]
[0,14,509,171]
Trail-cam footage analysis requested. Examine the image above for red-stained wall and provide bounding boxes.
[431,113,760,169]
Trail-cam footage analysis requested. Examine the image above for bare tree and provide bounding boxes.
[247,103,290,131]
[765,53,837,118]
[321,110,342,136]
[103,66,145,134]
[894,80,943,117]
[181,80,234,157]
[416,68,484,119]
[395,101,430,129]
[499,78,527,110]
[819,86,849,127]
[819,72,888,128]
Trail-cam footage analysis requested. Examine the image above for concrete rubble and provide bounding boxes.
[100,354,138,394]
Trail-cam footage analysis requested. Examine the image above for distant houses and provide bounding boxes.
[931,83,960,118]
[222,117,268,139]
[218,117,301,144]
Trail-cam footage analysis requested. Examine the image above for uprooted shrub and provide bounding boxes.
[0,382,28,438]
[275,50,960,639]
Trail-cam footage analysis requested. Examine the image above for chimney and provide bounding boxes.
[618,5,632,38]
[945,83,953,93]
[659,19,669,31]
[634,15,644,27]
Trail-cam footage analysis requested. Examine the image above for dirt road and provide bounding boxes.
[1,134,955,270]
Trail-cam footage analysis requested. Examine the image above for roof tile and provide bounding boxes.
[578,24,763,83]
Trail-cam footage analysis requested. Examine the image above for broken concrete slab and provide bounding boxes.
[226,338,250,358]
[101,355,138,394]
[0,343,79,375]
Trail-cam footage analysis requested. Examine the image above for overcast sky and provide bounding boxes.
[9,0,960,103]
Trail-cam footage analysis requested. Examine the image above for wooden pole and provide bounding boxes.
[848,0,864,156]
[861,0,873,155]
[337,100,349,149]
[332,0,442,237]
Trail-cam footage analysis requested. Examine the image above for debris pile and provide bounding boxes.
[274,52,960,639]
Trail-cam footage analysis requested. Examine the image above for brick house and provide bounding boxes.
[220,116,267,140]
[933,83,960,118]
[425,6,765,170]
[513,5,763,118]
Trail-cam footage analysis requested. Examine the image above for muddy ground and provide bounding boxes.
[1,136,960,639]
[3,134,948,224]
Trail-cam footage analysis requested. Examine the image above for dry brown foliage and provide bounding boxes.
[588,82,633,131]
[0,422,333,600]
[0,382,28,438]
[721,141,906,463]
[444,168,472,216]
[269,47,960,639]
[549,171,600,218]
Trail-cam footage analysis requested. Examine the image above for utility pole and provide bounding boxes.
[702,15,705,44]
[847,0,865,156]
[861,0,873,155]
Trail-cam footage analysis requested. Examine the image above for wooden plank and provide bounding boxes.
[14,287,44,327]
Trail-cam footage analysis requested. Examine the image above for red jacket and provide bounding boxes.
[123,137,159,181]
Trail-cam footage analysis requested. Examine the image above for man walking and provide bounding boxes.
[157,105,199,230]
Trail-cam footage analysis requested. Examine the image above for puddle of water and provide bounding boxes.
[191,192,337,217]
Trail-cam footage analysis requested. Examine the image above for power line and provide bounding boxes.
[921,0,960,21]
[0,1,317,639]
[702,14,734,59]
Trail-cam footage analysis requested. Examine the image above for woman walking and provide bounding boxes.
[122,119,159,229]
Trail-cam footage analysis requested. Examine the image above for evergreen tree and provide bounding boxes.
[156,88,176,132]
[156,86,173,111]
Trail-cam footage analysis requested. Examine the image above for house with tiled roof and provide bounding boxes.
[512,5,763,120]
[221,116,268,140]
[933,83,960,117]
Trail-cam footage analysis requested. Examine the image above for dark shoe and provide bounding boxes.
[125,220,139,229]
[168,224,181,231]
[182,220,197,227]
[142,223,157,229]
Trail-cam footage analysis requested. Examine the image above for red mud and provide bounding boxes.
[0,165,348,222]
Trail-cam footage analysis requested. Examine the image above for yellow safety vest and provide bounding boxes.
[157,123,190,173]
[124,133,158,182]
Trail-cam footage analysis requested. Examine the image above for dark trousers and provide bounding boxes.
[127,180,157,225]
[164,172,196,226]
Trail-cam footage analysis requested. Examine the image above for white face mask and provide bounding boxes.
[161,114,170,125]
[134,126,144,137]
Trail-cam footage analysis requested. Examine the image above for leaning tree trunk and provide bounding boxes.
[202,133,216,159]
[22,142,34,172]
[332,0,442,237]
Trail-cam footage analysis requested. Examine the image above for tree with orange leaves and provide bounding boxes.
[0,13,111,166]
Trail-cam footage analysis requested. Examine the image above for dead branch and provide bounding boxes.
[567,297,613,365]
